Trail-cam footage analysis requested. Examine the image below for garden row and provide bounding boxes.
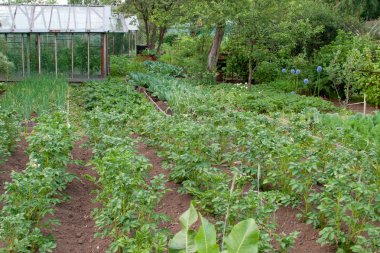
[127,63,379,252]
[0,112,75,252]
[0,107,19,164]
[73,80,169,252]
[73,79,262,252]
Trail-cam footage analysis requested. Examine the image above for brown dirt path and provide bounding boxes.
[134,138,193,234]
[325,97,379,114]
[0,136,29,196]
[50,138,110,253]
[276,206,335,253]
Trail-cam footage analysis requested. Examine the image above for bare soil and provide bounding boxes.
[134,138,193,234]
[0,136,29,196]
[326,98,379,114]
[276,206,335,253]
[135,86,173,115]
[50,138,110,253]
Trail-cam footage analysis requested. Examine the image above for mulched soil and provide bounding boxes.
[276,206,335,253]
[49,138,110,253]
[134,138,193,234]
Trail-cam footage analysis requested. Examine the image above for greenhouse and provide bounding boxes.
[0,4,138,81]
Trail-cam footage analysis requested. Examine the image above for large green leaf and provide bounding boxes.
[225,218,259,253]
[169,203,198,253]
[195,214,219,253]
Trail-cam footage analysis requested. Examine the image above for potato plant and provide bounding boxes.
[0,111,76,252]
[0,106,20,164]
[73,80,169,252]
[129,66,380,252]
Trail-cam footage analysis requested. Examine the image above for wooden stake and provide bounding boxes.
[71,33,74,79]
[87,33,90,80]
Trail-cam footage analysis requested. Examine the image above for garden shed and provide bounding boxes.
[0,4,138,81]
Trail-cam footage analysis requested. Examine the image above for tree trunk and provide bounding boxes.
[248,56,252,92]
[207,24,225,72]
[156,26,167,53]
[144,18,150,48]
[149,24,157,49]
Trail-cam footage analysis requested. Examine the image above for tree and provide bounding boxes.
[151,0,182,52]
[180,0,249,72]
[228,0,325,90]
[325,0,380,20]
[119,0,182,51]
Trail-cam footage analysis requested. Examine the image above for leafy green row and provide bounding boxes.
[73,80,169,253]
[143,61,184,77]
[91,139,168,253]
[0,112,76,253]
[128,72,337,117]
[130,70,379,252]
[208,82,338,114]
[0,76,68,120]
[0,106,20,164]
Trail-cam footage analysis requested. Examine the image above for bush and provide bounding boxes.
[143,60,184,77]
[255,61,281,83]
[110,56,147,77]
[0,52,14,78]
[0,107,20,164]
[159,34,211,77]
[314,31,379,101]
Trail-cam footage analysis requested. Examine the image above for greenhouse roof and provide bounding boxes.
[0,4,138,33]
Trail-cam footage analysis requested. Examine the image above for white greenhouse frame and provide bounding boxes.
[0,4,138,81]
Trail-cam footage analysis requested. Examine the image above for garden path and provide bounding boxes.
[49,138,110,253]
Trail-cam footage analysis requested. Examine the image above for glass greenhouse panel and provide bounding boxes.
[0,4,138,81]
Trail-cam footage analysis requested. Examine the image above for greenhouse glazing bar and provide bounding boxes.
[21,35,24,77]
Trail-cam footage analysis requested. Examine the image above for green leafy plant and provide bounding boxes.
[169,203,259,253]
[0,76,68,119]
[0,106,20,164]
[0,111,76,252]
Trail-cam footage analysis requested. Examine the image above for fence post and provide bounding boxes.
[363,94,367,115]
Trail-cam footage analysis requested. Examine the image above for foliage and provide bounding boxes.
[110,55,147,77]
[0,106,20,164]
[143,60,184,77]
[92,143,168,253]
[314,31,379,102]
[0,52,14,78]
[168,203,259,253]
[72,79,168,252]
[159,35,212,79]
[129,72,337,115]
[225,0,340,84]
[324,0,380,20]
[0,76,68,119]
[0,111,76,252]
[130,63,380,252]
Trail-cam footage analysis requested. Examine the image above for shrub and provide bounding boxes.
[110,55,147,77]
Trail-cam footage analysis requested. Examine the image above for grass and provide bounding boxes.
[0,76,68,119]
